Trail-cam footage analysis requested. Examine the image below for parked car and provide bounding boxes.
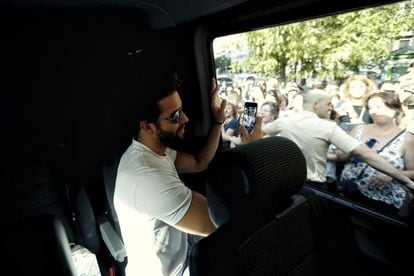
[217,75,234,87]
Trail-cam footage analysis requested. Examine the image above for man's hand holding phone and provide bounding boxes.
[240,116,263,144]
[230,101,262,146]
[241,102,258,133]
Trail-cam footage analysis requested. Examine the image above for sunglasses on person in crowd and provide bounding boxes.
[408,105,414,110]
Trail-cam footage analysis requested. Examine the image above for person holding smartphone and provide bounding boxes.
[242,102,258,133]
[227,101,259,147]
[245,89,414,195]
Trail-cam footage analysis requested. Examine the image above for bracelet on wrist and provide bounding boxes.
[214,119,225,125]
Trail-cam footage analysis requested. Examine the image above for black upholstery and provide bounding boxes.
[102,157,123,238]
[193,136,320,275]
[74,186,100,254]
[101,157,128,275]
[0,147,105,274]
[0,149,75,240]
[237,195,318,275]
[0,213,77,276]
[207,136,307,215]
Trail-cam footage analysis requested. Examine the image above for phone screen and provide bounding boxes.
[242,102,258,133]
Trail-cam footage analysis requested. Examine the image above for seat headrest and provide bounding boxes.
[208,136,306,213]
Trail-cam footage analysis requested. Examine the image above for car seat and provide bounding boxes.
[192,136,319,275]
[101,156,127,275]
[1,213,77,276]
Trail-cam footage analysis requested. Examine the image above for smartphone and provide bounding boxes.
[241,102,258,133]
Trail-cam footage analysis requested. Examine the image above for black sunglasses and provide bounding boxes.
[408,105,414,110]
[158,108,183,124]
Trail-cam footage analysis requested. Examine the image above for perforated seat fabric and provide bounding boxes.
[192,136,319,275]
[208,136,307,216]
[238,196,318,276]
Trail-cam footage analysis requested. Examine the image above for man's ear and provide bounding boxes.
[140,121,155,134]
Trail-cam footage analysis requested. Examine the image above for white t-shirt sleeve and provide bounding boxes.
[134,170,192,226]
[330,125,360,153]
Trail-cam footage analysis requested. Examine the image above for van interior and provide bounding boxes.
[1,0,413,275]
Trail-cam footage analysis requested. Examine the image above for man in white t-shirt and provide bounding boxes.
[114,75,226,276]
[247,89,414,189]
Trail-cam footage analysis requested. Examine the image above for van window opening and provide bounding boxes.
[213,0,414,219]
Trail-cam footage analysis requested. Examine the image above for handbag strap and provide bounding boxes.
[376,129,406,154]
[355,129,406,179]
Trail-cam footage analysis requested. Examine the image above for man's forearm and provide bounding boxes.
[262,121,279,136]
[195,123,222,170]
[358,145,412,184]
[403,170,414,180]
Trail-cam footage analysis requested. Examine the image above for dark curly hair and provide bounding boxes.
[131,72,183,134]
[365,92,402,123]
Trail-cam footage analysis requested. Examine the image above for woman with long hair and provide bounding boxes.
[337,74,376,124]
[221,101,239,150]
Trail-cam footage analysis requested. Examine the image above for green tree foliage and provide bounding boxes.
[215,56,232,73]
[234,0,414,82]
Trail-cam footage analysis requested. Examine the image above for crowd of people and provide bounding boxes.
[112,65,414,275]
[218,63,414,217]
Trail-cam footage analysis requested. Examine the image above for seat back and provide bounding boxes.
[101,157,128,274]
[72,186,100,254]
[1,144,127,275]
[237,194,318,275]
[1,147,76,240]
[193,136,319,275]
[102,157,123,237]
[62,154,127,275]
[1,213,77,276]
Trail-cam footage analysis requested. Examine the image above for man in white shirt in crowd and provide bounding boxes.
[241,89,414,189]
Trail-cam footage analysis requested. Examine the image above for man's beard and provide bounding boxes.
[156,125,185,150]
